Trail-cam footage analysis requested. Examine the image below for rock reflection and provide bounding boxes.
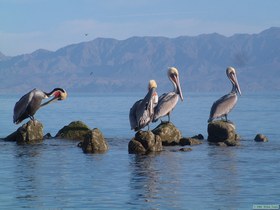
[14,145,42,205]
[206,147,240,209]
[128,155,160,208]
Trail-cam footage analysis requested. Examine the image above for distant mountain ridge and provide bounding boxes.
[0,27,280,93]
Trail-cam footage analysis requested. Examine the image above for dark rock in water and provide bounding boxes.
[81,128,109,153]
[191,134,204,140]
[128,130,162,154]
[179,147,192,152]
[56,121,108,154]
[77,142,83,148]
[128,139,146,154]
[152,122,182,146]
[55,121,91,140]
[207,120,239,146]
[224,139,240,146]
[170,147,193,152]
[254,134,268,142]
[43,133,53,139]
[4,120,44,144]
[179,137,202,146]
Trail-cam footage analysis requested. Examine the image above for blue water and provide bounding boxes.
[0,92,279,209]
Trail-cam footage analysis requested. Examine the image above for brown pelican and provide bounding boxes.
[129,80,158,131]
[208,66,241,123]
[153,67,183,122]
[13,88,67,124]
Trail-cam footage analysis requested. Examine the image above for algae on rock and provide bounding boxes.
[55,121,91,140]
[152,122,182,146]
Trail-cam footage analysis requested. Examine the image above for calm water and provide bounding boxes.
[0,92,279,209]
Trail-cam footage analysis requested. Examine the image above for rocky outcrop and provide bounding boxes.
[254,134,268,142]
[56,121,108,153]
[179,137,203,146]
[55,121,91,140]
[128,130,162,154]
[207,120,240,146]
[128,122,204,154]
[81,128,109,153]
[4,120,44,144]
[152,122,182,146]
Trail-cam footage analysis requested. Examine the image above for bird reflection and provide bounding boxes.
[128,155,160,206]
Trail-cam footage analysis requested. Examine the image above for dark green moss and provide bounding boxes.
[55,121,91,140]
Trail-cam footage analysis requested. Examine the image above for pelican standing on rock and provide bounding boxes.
[13,88,67,124]
[153,67,183,123]
[129,80,158,131]
[208,66,241,123]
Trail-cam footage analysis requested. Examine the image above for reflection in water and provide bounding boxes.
[128,155,160,209]
[14,144,42,207]
[128,152,187,210]
[0,93,279,209]
[206,147,240,209]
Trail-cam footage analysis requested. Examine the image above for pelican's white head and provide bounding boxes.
[167,67,183,101]
[148,80,157,90]
[168,67,179,77]
[226,66,241,95]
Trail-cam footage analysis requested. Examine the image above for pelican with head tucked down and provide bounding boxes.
[13,88,67,124]
[208,66,241,123]
[153,67,183,123]
[129,80,158,131]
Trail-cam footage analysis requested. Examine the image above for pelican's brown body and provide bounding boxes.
[208,67,241,122]
[153,67,183,122]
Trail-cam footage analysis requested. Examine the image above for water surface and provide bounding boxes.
[0,92,279,209]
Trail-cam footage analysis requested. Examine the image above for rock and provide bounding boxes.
[170,147,192,152]
[207,120,239,145]
[43,133,53,139]
[152,122,182,146]
[179,147,192,152]
[4,120,44,144]
[55,121,91,140]
[254,134,268,142]
[212,142,227,147]
[128,139,146,154]
[224,139,240,146]
[191,134,204,140]
[81,128,109,153]
[128,130,162,154]
[56,121,108,154]
[179,137,202,146]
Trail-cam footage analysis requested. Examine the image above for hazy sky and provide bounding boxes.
[1,0,279,56]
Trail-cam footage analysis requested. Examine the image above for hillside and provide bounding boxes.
[0,27,280,93]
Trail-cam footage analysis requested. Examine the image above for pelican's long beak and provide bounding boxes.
[235,81,241,96]
[40,89,68,107]
[175,75,184,101]
[230,73,241,96]
[40,96,59,107]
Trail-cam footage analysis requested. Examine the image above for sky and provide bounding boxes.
[0,0,280,56]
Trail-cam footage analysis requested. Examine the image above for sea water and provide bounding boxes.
[0,92,279,209]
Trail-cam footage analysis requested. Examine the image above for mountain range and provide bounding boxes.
[0,27,280,94]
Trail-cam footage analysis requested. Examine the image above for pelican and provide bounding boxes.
[153,67,183,122]
[208,66,241,123]
[129,80,158,131]
[13,88,67,124]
